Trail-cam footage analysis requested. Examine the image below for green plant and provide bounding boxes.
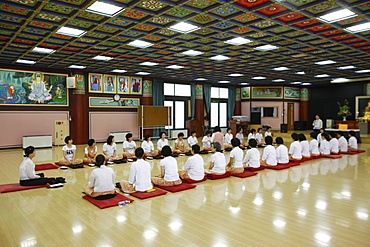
[337,99,351,117]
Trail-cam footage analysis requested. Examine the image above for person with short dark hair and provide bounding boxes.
[261,136,277,166]
[119,148,153,193]
[248,129,256,141]
[224,127,233,150]
[211,126,224,151]
[141,134,158,157]
[205,142,226,174]
[83,154,116,198]
[320,133,331,156]
[174,132,190,154]
[243,139,260,168]
[298,133,310,158]
[179,145,204,181]
[309,132,320,156]
[157,132,169,152]
[317,128,325,146]
[202,130,213,152]
[187,130,198,147]
[264,127,272,138]
[337,131,348,152]
[329,132,339,154]
[235,127,245,148]
[256,128,265,146]
[226,138,244,173]
[123,133,136,160]
[312,115,323,132]
[59,136,83,165]
[84,139,97,165]
[348,131,358,151]
[103,135,121,161]
[151,146,182,186]
[289,133,302,160]
[275,137,289,164]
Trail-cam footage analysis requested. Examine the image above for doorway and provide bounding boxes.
[287,103,294,131]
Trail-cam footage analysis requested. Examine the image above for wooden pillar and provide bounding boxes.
[188,84,204,135]
[299,88,309,129]
[235,88,241,115]
[142,78,153,137]
[70,72,87,145]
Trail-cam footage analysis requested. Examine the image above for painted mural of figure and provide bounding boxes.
[91,76,100,91]
[55,84,64,99]
[119,77,128,93]
[106,76,115,92]
[132,78,140,93]
[28,72,52,103]
[7,84,15,99]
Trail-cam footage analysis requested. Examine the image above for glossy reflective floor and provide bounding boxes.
[1,133,369,247]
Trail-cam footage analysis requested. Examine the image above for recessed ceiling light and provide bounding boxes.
[254,45,278,51]
[345,22,370,33]
[252,76,266,80]
[225,37,252,46]
[239,82,249,85]
[315,74,330,78]
[301,83,312,86]
[315,60,336,65]
[86,1,124,17]
[218,80,230,84]
[111,69,127,73]
[228,73,243,77]
[168,22,200,34]
[194,78,207,81]
[290,81,302,85]
[295,71,305,75]
[273,67,289,71]
[182,50,203,56]
[56,26,86,37]
[136,72,151,75]
[140,62,158,66]
[355,69,370,73]
[337,66,356,70]
[166,65,184,69]
[92,55,113,61]
[272,79,285,82]
[68,65,86,69]
[32,47,56,54]
[16,59,36,64]
[127,40,154,48]
[318,9,357,23]
[210,55,230,61]
[331,78,349,83]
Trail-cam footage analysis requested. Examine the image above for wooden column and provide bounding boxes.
[70,72,87,145]
[235,87,241,115]
[142,79,153,137]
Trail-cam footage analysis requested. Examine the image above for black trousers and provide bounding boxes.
[20,178,51,186]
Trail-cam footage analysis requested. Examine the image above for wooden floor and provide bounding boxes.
[1,132,370,246]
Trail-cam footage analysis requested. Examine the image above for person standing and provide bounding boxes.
[312,115,323,133]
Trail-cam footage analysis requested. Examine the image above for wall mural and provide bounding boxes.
[89,97,140,108]
[0,69,68,106]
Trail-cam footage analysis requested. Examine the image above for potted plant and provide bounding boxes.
[337,99,352,121]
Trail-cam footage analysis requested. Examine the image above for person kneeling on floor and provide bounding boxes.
[179,144,205,181]
[151,146,182,186]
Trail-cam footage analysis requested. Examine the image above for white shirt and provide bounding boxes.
[247,133,256,140]
[236,133,244,143]
[202,136,212,148]
[103,143,117,157]
[160,156,180,181]
[243,148,260,168]
[62,144,76,161]
[210,152,226,174]
[320,140,330,155]
[123,140,136,154]
[187,136,198,147]
[157,139,169,150]
[309,139,320,155]
[313,119,323,130]
[300,140,310,157]
[262,145,277,166]
[317,133,322,145]
[265,131,272,137]
[19,157,39,180]
[338,136,348,152]
[230,147,244,168]
[329,138,339,153]
[129,159,152,192]
[87,165,115,193]
[256,133,263,142]
[289,141,302,159]
[141,141,154,153]
[182,154,204,180]
[84,146,97,156]
[224,133,233,144]
[276,145,289,164]
[348,136,358,149]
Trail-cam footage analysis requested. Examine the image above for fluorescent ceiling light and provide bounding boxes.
[355,69,370,73]
[318,9,357,23]
[315,74,330,78]
[228,73,243,77]
[295,71,305,75]
[252,76,266,80]
[111,69,127,73]
[331,78,349,83]
[127,40,154,48]
[218,80,230,84]
[254,45,278,51]
[225,37,252,46]
[166,65,184,69]
[56,26,86,37]
[136,72,151,75]
[86,1,124,17]
[315,60,336,65]
[302,83,312,86]
[195,78,207,81]
[16,59,36,64]
[168,22,200,34]
[210,55,230,61]
[68,65,86,69]
[93,55,113,61]
[140,62,158,66]
[338,66,356,70]
[273,67,289,71]
[32,47,55,54]
[272,79,285,82]
[345,22,370,33]
[291,81,302,85]
[181,50,204,56]
[239,82,249,85]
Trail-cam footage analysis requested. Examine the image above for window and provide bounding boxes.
[164,100,186,129]
[164,83,191,96]
[211,87,228,99]
[210,87,228,127]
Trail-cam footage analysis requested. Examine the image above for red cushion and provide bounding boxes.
[265,164,292,170]
[130,189,167,199]
[156,183,196,192]
[312,155,322,159]
[245,166,265,171]
[340,151,358,155]
[0,183,46,193]
[301,157,313,162]
[83,194,133,209]
[288,161,301,167]
[357,149,366,153]
[182,176,207,183]
[207,171,231,180]
[232,171,258,178]
[322,154,342,159]
[35,163,58,171]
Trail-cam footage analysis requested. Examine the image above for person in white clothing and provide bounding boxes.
[187,130,198,147]
[151,146,182,186]
[348,131,358,151]
[227,138,244,173]
[157,132,169,152]
[59,136,83,165]
[320,133,331,156]
[275,137,289,164]
[289,133,302,160]
[235,127,245,148]
[224,128,233,150]
[201,130,213,152]
[312,115,323,132]
[103,135,121,161]
[337,131,348,152]
[261,136,277,166]
[329,132,339,154]
[256,128,265,146]
[119,148,153,193]
[264,127,273,138]
[141,134,158,157]
[298,133,310,158]
[83,154,116,198]
[179,145,205,181]
[84,139,97,165]
[317,128,325,146]
[309,132,320,156]
[205,142,226,174]
[243,139,261,168]
[123,133,136,159]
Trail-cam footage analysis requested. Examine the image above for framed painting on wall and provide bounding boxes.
[88,73,102,93]
[252,87,283,99]
[241,87,250,99]
[117,76,130,94]
[89,97,140,108]
[103,74,116,93]
[130,77,142,95]
[284,87,300,99]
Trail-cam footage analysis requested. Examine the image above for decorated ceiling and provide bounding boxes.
[1,0,370,86]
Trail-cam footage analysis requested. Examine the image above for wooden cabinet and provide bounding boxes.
[335,120,358,129]
[229,120,249,135]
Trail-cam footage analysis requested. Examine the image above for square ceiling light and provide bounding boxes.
[168,22,200,34]
[337,66,356,70]
[195,78,207,81]
[32,47,55,54]
[68,65,86,69]
[295,71,305,75]
[140,62,158,66]
[16,59,36,64]
[252,76,266,80]
[136,72,151,75]
[315,60,336,65]
[273,67,289,71]
[127,40,154,48]
[318,9,357,23]
[228,73,243,77]
[181,50,203,56]
[345,22,370,33]
[254,45,278,51]
[218,81,230,84]
[239,82,249,85]
[272,79,285,82]
[225,37,252,46]
[301,83,312,86]
[210,55,230,61]
[86,1,124,17]
[56,26,86,37]
[291,81,302,85]
[355,69,370,73]
[166,65,184,69]
[315,74,330,78]
[93,55,113,61]
[111,69,127,73]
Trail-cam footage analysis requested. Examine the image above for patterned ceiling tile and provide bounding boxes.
[211,5,237,16]
[194,28,214,36]
[95,25,119,33]
[310,39,327,45]
[197,38,212,44]
[321,30,344,37]
[357,2,370,11]
[331,34,355,41]
[269,26,291,33]
[139,0,167,11]
[158,29,176,36]
[149,16,172,24]
[235,0,271,9]
[18,33,41,40]
[343,38,364,44]
[185,0,217,9]
[306,0,338,14]
[338,16,365,25]
[67,19,93,28]
[124,9,148,19]
[58,0,86,5]
[249,32,268,38]
[182,42,198,48]
[190,13,216,24]
[30,21,54,29]
[1,3,29,15]
[277,40,294,45]
[212,21,233,29]
[121,30,141,37]
[198,46,212,51]
[1,13,24,23]
[163,39,179,44]
[257,4,289,16]
[264,36,282,42]
[352,42,370,47]
[78,37,98,43]
[44,3,75,14]
[165,6,192,17]
[233,12,258,23]
[284,30,305,37]
[144,34,161,41]
[232,26,251,34]
[8,0,38,6]
[252,19,276,28]
[177,34,196,40]
[37,12,64,22]
[109,18,131,27]
[0,30,13,36]
[135,23,155,31]
[298,35,316,41]
[285,0,317,7]
[293,19,320,28]
[276,12,306,22]
[78,11,105,21]
[308,24,333,32]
